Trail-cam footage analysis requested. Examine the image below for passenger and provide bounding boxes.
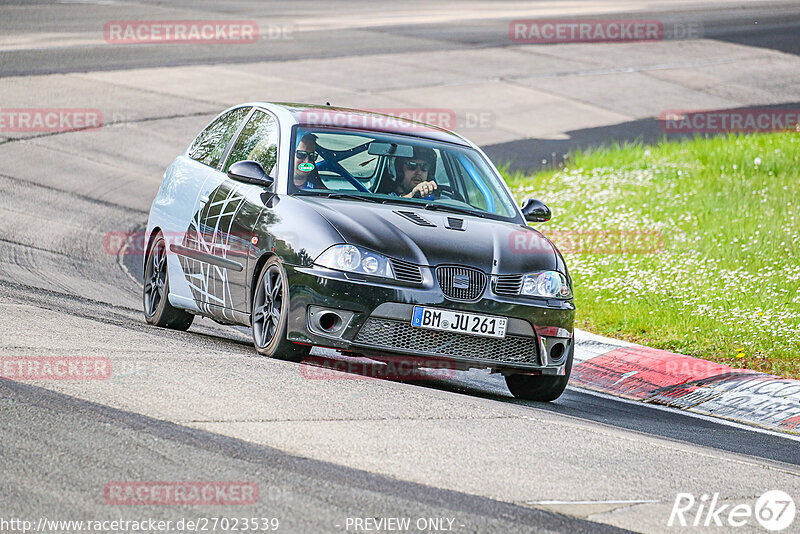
[291,133,326,191]
[391,146,437,199]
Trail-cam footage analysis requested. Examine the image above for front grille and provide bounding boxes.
[436,265,486,301]
[355,318,538,364]
[390,258,423,285]
[495,274,523,296]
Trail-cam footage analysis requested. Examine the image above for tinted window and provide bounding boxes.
[224,110,279,174]
[188,107,251,168]
[308,132,379,188]
[291,128,519,221]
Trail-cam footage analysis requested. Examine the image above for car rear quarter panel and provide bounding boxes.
[146,155,211,312]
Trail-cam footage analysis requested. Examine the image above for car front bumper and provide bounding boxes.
[285,264,575,373]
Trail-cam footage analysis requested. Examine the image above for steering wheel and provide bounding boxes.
[412,186,441,200]
[435,184,465,203]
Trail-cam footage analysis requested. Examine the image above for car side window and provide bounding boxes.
[454,157,489,211]
[188,107,251,168]
[224,110,279,174]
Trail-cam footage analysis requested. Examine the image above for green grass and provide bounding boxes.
[502,132,800,378]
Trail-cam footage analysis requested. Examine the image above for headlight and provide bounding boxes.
[315,244,394,279]
[520,271,572,298]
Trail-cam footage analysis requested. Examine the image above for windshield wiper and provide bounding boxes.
[377,196,422,207]
[325,192,383,203]
[293,190,328,196]
[423,203,487,218]
[376,195,488,218]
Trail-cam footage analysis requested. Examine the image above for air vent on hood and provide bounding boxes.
[394,210,436,227]
[445,217,465,231]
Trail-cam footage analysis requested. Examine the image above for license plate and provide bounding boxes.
[411,306,507,339]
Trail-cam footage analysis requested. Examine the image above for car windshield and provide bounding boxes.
[289,127,520,221]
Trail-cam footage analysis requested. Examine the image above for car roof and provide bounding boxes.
[259,102,471,146]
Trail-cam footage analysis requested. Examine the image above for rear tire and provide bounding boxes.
[505,344,573,401]
[143,232,194,331]
[252,257,310,362]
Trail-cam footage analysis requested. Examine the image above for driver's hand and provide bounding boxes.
[405,181,437,198]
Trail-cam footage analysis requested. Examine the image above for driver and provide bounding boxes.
[291,133,326,191]
[392,146,437,199]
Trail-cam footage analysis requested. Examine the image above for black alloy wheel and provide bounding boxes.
[252,257,310,362]
[143,232,194,330]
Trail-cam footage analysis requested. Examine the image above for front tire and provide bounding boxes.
[505,344,573,401]
[143,232,194,330]
[252,257,310,362]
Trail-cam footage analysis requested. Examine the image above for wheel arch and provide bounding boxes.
[249,251,278,318]
[144,226,163,270]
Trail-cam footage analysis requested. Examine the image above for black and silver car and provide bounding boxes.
[144,103,575,401]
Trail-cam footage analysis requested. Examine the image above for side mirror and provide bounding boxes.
[520,198,551,222]
[227,160,274,188]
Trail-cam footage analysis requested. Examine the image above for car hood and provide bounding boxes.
[299,197,558,273]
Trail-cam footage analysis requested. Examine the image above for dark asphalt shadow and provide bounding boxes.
[300,351,800,467]
[0,378,629,533]
[484,102,800,173]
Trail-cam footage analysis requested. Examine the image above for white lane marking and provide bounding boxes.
[519,58,743,80]
[570,386,800,443]
[117,236,140,286]
[612,370,639,385]
[525,499,659,505]
[574,327,633,345]
[57,0,118,4]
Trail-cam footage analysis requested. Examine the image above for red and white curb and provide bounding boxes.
[572,330,800,434]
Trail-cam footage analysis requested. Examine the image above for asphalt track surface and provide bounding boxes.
[1,2,799,533]
[1,379,616,533]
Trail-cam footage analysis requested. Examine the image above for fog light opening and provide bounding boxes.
[319,312,342,332]
[549,342,565,362]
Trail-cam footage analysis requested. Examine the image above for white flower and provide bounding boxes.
[754,157,762,166]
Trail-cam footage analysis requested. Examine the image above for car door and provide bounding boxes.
[156,106,250,311]
[190,108,281,318]
[175,106,251,313]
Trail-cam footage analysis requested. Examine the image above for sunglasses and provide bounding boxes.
[404,160,430,172]
[296,150,318,162]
